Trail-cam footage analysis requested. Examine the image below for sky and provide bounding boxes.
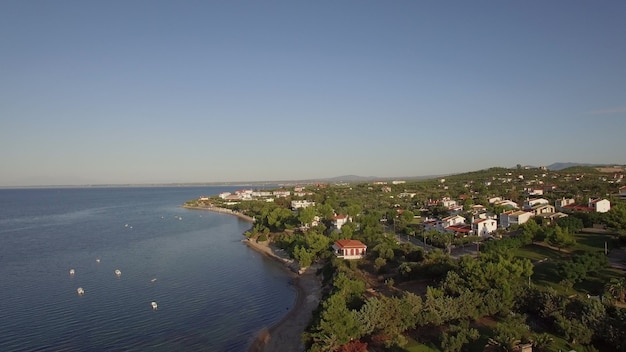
[1,1,625,186]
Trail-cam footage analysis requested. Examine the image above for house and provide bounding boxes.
[473,218,497,237]
[589,198,611,213]
[332,239,367,259]
[332,214,351,230]
[500,210,533,228]
[529,204,555,216]
[494,200,519,209]
[523,198,549,210]
[488,197,502,204]
[442,215,465,228]
[291,200,315,210]
[555,198,576,211]
[561,198,611,213]
[469,204,487,214]
[273,190,291,198]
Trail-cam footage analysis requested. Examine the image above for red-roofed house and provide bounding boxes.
[332,240,367,259]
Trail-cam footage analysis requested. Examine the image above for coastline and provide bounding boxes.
[183,204,321,352]
[182,205,256,222]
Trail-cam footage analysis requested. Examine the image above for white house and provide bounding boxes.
[442,215,465,229]
[332,214,351,230]
[473,218,497,237]
[488,197,502,204]
[494,200,520,209]
[589,198,611,213]
[530,204,556,216]
[332,239,367,259]
[291,200,315,210]
[500,210,533,228]
[273,190,291,198]
[523,198,549,210]
[555,198,576,211]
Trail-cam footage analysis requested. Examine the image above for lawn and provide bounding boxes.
[512,243,566,262]
[573,231,615,252]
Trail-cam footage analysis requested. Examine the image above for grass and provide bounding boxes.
[513,243,566,262]
[573,231,614,252]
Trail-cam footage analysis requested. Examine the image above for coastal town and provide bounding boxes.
[185,165,626,352]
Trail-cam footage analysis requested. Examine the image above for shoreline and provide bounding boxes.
[182,204,321,352]
[182,205,256,222]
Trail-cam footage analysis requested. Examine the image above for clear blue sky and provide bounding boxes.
[1,1,625,186]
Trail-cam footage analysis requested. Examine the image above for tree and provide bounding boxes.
[440,319,479,352]
[298,206,317,227]
[530,333,554,352]
[293,245,313,267]
[310,293,363,352]
[606,277,626,303]
[545,225,576,251]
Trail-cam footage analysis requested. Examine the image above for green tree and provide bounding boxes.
[293,245,312,267]
[545,225,576,251]
[310,293,362,352]
[298,206,317,227]
[605,277,626,303]
[440,319,480,352]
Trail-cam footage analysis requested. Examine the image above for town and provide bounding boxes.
[186,165,626,352]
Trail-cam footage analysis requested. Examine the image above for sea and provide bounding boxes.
[0,186,296,352]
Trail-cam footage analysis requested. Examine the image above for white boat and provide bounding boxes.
[151,301,158,310]
[151,278,157,283]
[115,269,122,276]
[69,269,75,276]
[77,287,85,295]
[96,258,101,263]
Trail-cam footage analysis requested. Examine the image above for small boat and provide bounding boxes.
[77,287,85,295]
[151,278,157,283]
[96,258,101,263]
[69,269,75,276]
[115,269,122,276]
[151,301,158,310]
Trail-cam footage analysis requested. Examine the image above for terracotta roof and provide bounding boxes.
[334,239,367,249]
[446,225,472,233]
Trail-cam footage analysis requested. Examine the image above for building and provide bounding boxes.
[523,198,549,210]
[560,198,611,213]
[500,210,533,228]
[589,198,611,213]
[555,198,576,211]
[332,214,351,230]
[473,218,497,237]
[291,200,315,210]
[332,239,367,259]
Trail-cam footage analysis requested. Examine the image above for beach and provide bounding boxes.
[245,240,322,352]
[185,205,322,352]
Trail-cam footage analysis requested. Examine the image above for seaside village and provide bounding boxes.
[188,166,626,352]
[205,176,622,253]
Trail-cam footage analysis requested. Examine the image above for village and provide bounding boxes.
[186,165,626,352]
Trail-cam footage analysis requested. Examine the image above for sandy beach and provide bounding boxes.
[184,205,322,352]
[245,239,322,352]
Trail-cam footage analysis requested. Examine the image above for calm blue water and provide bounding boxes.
[0,186,296,352]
